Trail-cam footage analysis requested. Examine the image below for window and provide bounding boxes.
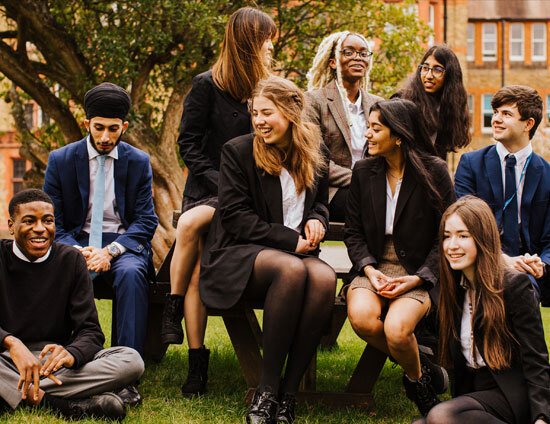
[428,4,435,46]
[467,23,475,61]
[482,94,493,132]
[467,94,474,132]
[532,23,546,61]
[24,103,34,128]
[482,23,497,61]
[546,95,550,124]
[509,23,524,61]
[12,159,26,194]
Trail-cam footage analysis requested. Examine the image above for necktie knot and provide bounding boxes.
[505,154,516,168]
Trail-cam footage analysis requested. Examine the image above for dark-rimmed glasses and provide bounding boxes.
[418,64,445,79]
[342,48,373,60]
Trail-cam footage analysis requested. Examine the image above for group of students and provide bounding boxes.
[0,4,548,424]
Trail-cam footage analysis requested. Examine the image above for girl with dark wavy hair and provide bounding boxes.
[345,98,456,417]
[414,196,550,424]
[397,44,470,160]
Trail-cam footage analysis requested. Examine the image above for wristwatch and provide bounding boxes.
[106,243,122,258]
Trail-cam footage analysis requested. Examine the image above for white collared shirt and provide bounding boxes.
[280,168,305,233]
[345,91,367,167]
[495,141,532,223]
[385,176,402,235]
[12,241,51,263]
[82,137,126,253]
[460,285,487,369]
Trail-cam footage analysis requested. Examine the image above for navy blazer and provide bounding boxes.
[454,144,550,267]
[43,138,158,254]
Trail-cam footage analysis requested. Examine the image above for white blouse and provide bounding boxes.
[460,286,487,369]
[385,176,402,235]
[280,168,305,232]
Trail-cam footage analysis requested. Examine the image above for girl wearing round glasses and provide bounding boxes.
[396,45,470,160]
[306,31,382,222]
[413,196,549,424]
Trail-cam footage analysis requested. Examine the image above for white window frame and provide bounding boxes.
[546,95,550,124]
[532,23,546,62]
[482,94,493,133]
[509,23,524,61]
[467,23,475,61]
[468,94,474,133]
[482,23,497,62]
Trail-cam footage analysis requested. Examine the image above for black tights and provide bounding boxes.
[413,396,507,424]
[245,249,336,395]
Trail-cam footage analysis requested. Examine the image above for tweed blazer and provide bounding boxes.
[305,80,382,200]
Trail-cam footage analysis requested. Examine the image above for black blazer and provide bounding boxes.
[344,156,455,290]
[450,271,550,424]
[178,70,252,201]
[199,134,329,309]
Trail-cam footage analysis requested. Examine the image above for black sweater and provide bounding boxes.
[0,240,104,367]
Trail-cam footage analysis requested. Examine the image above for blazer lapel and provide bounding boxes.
[370,160,387,246]
[394,164,417,225]
[75,139,90,214]
[326,82,352,151]
[114,144,128,222]
[255,166,283,224]
[520,154,542,245]
[485,147,504,224]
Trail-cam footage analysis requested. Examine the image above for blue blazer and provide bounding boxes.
[43,138,158,254]
[454,144,550,266]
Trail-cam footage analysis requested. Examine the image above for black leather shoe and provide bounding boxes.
[403,373,440,416]
[276,393,295,423]
[246,390,278,424]
[116,384,142,407]
[161,294,185,345]
[65,392,126,420]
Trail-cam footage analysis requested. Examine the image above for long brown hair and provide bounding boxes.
[212,7,276,102]
[438,196,516,370]
[251,76,326,193]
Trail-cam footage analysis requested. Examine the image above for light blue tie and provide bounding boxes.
[89,155,106,249]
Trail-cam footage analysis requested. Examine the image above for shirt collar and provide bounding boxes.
[346,90,363,114]
[86,135,119,161]
[495,141,532,165]
[12,241,51,263]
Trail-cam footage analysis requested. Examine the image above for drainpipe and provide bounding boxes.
[501,18,506,87]
[443,0,447,43]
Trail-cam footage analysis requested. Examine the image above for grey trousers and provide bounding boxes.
[0,345,144,409]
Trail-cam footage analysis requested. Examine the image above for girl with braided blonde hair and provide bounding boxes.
[305,31,382,222]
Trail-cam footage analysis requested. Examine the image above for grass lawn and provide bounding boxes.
[3,302,549,423]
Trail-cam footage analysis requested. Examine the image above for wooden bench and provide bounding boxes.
[150,213,388,408]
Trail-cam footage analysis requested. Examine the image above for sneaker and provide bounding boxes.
[403,373,440,416]
[160,294,185,345]
[419,351,449,394]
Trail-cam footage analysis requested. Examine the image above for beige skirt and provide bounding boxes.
[348,236,429,304]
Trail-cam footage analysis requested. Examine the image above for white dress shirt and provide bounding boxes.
[345,91,368,167]
[13,241,51,263]
[280,168,305,233]
[82,137,126,253]
[385,176,402,235]
[495,141,532,223]
[460,286,486,369]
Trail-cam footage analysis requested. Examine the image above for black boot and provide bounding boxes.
[419,352,449,395]
[45,392,126,421]
[402,372,440,416]
[160,294,185,345]
[181,346,210,397]
[246,390,278,424]
[276,393,295,423]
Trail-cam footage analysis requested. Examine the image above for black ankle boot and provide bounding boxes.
[246,390,278,424]
[160,294,185,345]
[181,346,210,397]
[276,393,295,423]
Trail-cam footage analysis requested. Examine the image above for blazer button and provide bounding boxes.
[232,112,238,117]
[399,250,406,257]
